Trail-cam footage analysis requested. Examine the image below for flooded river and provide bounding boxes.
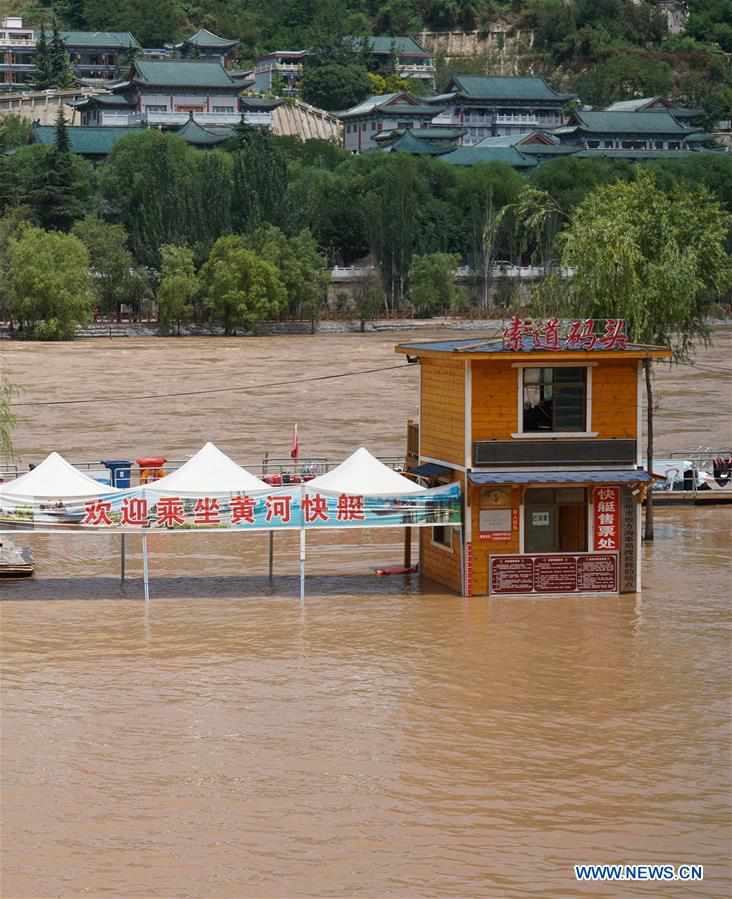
[1,329,731,897]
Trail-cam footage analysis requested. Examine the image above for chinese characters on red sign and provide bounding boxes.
[502,317,628,352]
[81,492,368,529]
[593,487,620,551]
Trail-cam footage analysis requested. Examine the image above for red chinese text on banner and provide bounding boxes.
[230,495,256,525]
[336,494,364,521]
[266,494,293,523]
[303,492,329,523]
[83,500,113,526]
[121,497,148,526]
[156,497,186,528]
[193,497,221,525]
[593,486,620,551]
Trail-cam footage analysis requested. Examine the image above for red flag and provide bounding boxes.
[290,423,299,460]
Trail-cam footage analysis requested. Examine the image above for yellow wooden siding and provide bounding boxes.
[591,361,638,438]
[469,484,521,595]
[420,526,462,593]
[420,358,465,465]
[471,362,518,441]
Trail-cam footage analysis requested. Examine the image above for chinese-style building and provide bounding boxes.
[397,320,672,597]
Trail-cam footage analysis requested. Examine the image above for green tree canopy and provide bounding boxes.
[6,226,94,339]
[538,168,732,539]
[248,224,328,320]
[409,252,462,317]
[575,53,673,108]
[302,63,371,112]
[200,235,286,335]
[157,244,198,335]
[71,215,140,320]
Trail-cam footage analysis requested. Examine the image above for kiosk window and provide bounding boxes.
[524,488,588,553]
[432,525,451,549]
[522,367,587,432]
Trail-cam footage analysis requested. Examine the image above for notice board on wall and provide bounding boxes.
[490,553,619,595]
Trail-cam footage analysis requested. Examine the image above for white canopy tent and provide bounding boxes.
[0,451,121,498]
[145,442,268,494]
[306,447,424,495]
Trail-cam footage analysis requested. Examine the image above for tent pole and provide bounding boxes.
[299,529,306,601]
[120,533,126,583]
[403,526,412,568]
[268,530,274,578]
[142,534,150,602]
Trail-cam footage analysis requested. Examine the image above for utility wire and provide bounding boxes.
[10,363,414,408]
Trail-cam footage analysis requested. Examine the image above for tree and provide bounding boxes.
[451,162,525,309]
[49,21,75,87]
[102,130,199,267]
[82,0,182,47]
[231,124,288,234]
[157,244,198,335]
[6,226,93,339]
[33,24,53,90]
[27,108,89,231]
[0,115,31,153]
[71,215,137,320]
[575,53,673,108]
[539,169,732,539]
[302,63,371,111]
[409,252,462,317]
[248,225,328,322]
[0,381,16,461]
[200,235,286,335]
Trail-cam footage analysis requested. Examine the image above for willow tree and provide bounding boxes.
[541,169,732,539]
[0,382,16,460]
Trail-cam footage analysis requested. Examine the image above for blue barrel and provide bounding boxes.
[102,460,132,488]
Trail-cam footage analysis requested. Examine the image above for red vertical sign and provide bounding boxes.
[593,487,620,551]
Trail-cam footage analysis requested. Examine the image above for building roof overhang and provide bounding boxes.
[396,337,672,361]
[468,470,652,486]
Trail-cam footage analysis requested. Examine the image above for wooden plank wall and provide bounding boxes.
[420,525,463,593]
[470,485,521,595]
[592,360,638,438]
[471,362,518,441]
[419,357,465,465]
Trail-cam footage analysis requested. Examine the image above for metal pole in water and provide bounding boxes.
[299,528,306,601]
[120,533,126,582]
[268,530,274,578]
[142,534,150,602]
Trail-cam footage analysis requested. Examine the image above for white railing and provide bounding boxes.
[101,110,272,127]
[0,37,34,47]
[494,114,539,124]
[396,63,435,75]
[330,264,574,282]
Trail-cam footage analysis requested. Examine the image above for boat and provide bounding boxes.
[0,539,34,577]
[651,451,732,505]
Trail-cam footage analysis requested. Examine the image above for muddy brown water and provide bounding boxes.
[1,330,731,898]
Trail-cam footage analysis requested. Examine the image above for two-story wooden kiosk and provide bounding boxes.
[396,320,672,597]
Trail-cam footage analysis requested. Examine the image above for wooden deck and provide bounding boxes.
[651,490,732,506]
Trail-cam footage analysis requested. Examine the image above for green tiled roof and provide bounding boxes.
[449,75,569,101]
[381,103,437,115]
[518,143,578,155]
[32,125,136,156]
[61,31,141,49]
[184,28,239,49]
[573,110,691,134]
[387,131,454,155]
[132,60,236,88]
[366,35,429,56]
[71,94,134,109]
[441,146,538,168]
[176,119,232,145]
